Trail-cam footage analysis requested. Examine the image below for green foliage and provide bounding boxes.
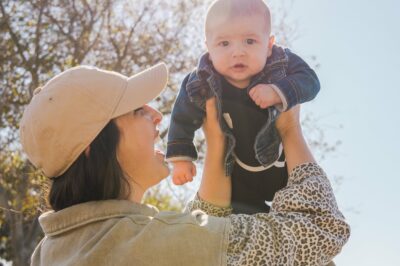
[0,149,46,264]
[143,187,183,212]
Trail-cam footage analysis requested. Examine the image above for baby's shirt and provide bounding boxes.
[221,78,272,166]
[222,78,289,213]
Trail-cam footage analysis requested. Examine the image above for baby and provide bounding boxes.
[167,0,320,213]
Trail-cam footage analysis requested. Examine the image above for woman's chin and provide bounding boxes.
[149,149,169,183]
[160,163,170,178]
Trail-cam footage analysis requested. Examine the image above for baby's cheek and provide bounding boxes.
[212,61,224,72]
[254,60,267,72]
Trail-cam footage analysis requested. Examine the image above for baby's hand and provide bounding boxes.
[249,84,282,109]
[171,161,196,185]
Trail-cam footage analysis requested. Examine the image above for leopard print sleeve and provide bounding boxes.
[185,193,233,217]
[227,162,351,266]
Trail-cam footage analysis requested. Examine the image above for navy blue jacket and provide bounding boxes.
[167,45,320,175]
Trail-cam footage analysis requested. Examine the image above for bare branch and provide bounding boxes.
[106,9,121,61]
[0,207,21,214]
[0,1,30,68]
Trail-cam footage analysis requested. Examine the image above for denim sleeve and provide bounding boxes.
[273,49,320,110]
[166,74,205,161]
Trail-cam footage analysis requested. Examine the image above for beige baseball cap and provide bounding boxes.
[20,63,168,177]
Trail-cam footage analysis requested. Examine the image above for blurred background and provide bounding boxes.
[1,0,399,265]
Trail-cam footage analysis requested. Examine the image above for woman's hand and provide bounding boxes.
[202,97,225,147]
[198,97,231,208]
[275,104,301,137]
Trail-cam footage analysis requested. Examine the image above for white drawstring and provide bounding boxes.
[233,143,285,172]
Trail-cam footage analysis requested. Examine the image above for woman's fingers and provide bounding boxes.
[205,97,218,121]
[275,105,301,136]
[203,97,224,141]
[191,164,197,177]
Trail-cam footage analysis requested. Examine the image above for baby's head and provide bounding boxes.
[205,0,275,88]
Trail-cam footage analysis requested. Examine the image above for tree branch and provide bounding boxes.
[0,1,30,68]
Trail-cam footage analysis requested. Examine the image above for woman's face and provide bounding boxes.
[114,104,169,190]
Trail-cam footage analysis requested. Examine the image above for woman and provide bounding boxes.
[20,63,349,266]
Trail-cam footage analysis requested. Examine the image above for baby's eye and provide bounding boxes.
[245,39,256,45]
[219,41,229,47]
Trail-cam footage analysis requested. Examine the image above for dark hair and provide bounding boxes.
[48,120,130,211]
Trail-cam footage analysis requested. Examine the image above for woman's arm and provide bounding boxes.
[197,98,231,208]
[188,102,350,265]
[226,106,349,265]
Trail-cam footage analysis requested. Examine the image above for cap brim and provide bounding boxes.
[112,63,168,118]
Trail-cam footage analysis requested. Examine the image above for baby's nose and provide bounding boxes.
[232,44,246,57]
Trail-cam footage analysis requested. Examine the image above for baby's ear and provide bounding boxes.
[205,40,211,59]
[206,48,213,62]
[267,35,276,56]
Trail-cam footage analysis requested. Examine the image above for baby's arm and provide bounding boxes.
[250,48,320,111]
[166,74,205,163]
[273,48,320,110]
[171,160,196,185]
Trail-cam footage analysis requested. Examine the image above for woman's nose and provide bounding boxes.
[153,110,162,125]
[146,105,162,125]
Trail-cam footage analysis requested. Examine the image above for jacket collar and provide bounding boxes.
[196,52,215,80]
[39,200,159,236]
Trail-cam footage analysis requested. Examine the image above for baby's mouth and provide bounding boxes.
[233,63,246,69]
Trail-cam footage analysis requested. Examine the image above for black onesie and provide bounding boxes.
[221,78,288,214]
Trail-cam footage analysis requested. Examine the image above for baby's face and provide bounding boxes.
[206,15,273,88]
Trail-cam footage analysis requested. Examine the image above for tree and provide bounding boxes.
[0,150,46,266]
[0,0,204,264]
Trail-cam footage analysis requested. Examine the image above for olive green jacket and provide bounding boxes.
[31,200,230,266]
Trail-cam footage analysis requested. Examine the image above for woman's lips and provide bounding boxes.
[155,149,165,158]
[154,129,162,143]
[155,149,167,165]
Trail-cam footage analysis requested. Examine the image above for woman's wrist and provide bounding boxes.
[280,126,315,173]
[276,106,315,173]
[186,193,232,217]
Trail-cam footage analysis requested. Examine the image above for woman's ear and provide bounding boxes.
[84,146,91,158]
[267,35,276,57]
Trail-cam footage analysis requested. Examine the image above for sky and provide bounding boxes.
[284,0,400,264]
